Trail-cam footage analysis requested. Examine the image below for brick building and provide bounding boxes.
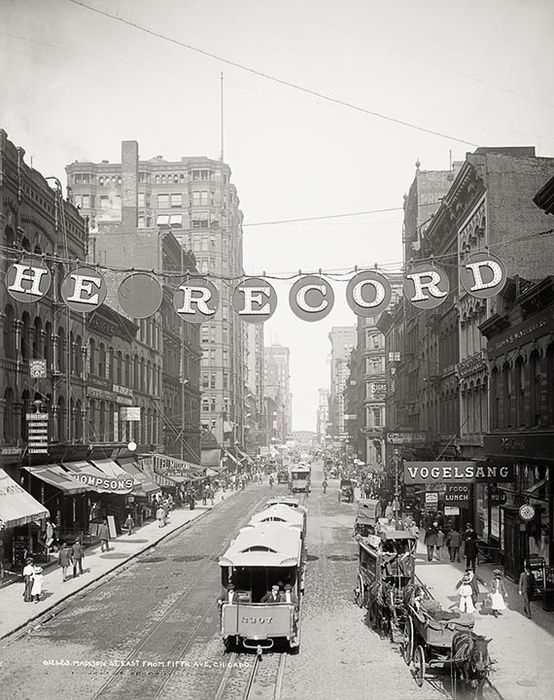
[66,145,246,452]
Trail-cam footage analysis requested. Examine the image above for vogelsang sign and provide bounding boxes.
[403,462,514,484]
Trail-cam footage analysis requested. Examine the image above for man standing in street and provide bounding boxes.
[58,542,73,582]
[519,564,534,619]
[463,523,478,571]
[98,519,110,552]
[446,525,462,563]
[71,538,85,577]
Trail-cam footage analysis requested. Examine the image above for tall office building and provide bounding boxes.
[66,149,247,450]
[316,388,330,443]
[328,327,356,438]
[264,344,292,443]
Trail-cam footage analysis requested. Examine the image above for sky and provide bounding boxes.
[2,0,554,431]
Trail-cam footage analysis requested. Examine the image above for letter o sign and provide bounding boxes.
[61,266,107,312]
[346,270,391,317]
[173,277,219,323]
[289,275,334,322]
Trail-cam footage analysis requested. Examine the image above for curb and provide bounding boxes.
[0,498,227,642]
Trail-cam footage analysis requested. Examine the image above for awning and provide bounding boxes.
[23,465,88,495]
[91,459,133,479]
[223,449,239,465]
[0,468,49,528]
[116,458,160,496]
[235,447,252,463]
[62,460,135,494]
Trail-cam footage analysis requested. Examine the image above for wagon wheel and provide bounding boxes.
[402,617,414,665]
[413,645,426,688]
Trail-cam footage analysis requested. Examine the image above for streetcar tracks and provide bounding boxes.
[214,651,286,700]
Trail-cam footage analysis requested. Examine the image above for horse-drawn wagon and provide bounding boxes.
[354,526,417,642]
[354,499,381,538]
[402,602,491,697]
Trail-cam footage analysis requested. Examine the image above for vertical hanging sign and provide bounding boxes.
[26,413,49,454]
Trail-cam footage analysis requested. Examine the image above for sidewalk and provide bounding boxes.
[0,489,237,641]
[415,538,554,699]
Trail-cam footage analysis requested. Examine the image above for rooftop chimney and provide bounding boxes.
[121,140,138,233]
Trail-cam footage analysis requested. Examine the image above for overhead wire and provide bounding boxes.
[65,0,479,148]
[1,226,552,282]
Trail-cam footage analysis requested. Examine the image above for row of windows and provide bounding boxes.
[201,396,231,413]
[491,348,554,429]
[73,169,223,187]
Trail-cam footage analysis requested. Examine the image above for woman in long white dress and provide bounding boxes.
[458,574,475,613]
[31,565,44,603]
[489,569,508,617]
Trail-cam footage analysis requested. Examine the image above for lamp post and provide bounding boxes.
[393,448,401,525]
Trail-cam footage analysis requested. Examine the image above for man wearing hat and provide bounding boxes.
[22,557,34,602]
[261,584,283,603]
[463,523,479,571]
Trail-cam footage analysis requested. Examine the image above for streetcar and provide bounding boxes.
[250,503,307,548]
[289,463,311,494]
[219,522,304,654]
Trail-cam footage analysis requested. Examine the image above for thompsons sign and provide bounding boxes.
[73,471,134,494]
[404,461,514,484]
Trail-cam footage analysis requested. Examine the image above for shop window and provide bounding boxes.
[529,350,541,427]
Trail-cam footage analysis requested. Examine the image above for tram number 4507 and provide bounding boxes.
[241,616,274,624]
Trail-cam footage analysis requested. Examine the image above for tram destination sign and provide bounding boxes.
[403,461,515,484]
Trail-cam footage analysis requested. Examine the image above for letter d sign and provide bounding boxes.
[461,252,506,299]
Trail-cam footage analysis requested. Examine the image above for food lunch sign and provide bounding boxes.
[403,461,515,484]
[5,254,507,323]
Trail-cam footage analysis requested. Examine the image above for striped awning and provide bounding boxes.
[0,468,49,528]
[117,457,160,495]
[23,465,88,495]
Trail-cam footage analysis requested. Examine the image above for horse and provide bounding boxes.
[367,580,393,636]
[451,630,492,698]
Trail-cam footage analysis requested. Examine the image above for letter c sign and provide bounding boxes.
[289,275,334,322]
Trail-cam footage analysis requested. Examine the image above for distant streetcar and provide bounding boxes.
[289,463,311,494]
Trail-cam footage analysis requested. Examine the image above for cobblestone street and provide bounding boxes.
[0,472,445,700]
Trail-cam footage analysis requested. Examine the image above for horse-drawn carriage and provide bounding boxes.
[354,499,381,538]
[402,602,492,697]
[339,478,355,503]
[354,526,417,642]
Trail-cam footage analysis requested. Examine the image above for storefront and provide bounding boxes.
[22,464,90,548]
[116,456,160,524]
[0,468,49,575]
[61,458,136,537]
[483,433,553,581]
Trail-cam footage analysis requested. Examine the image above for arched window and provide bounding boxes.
[89,338,96,375]
[140,358,145,392]
[99,343,106,377]
[58,327,66,372]
[116,351,122,384]
[44,322,52,367]
[57,395,65,442]
[74,400,82,441]
[75,335,82,376]
[125,354,130,386]
[529,350,541,427]
[21,312,30,361]
[502,363,512,428]
[3,387,15,443]
[88,399,96,440]
[32,317,42,358]
[515,356,525,426]
[3,305,15,358]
